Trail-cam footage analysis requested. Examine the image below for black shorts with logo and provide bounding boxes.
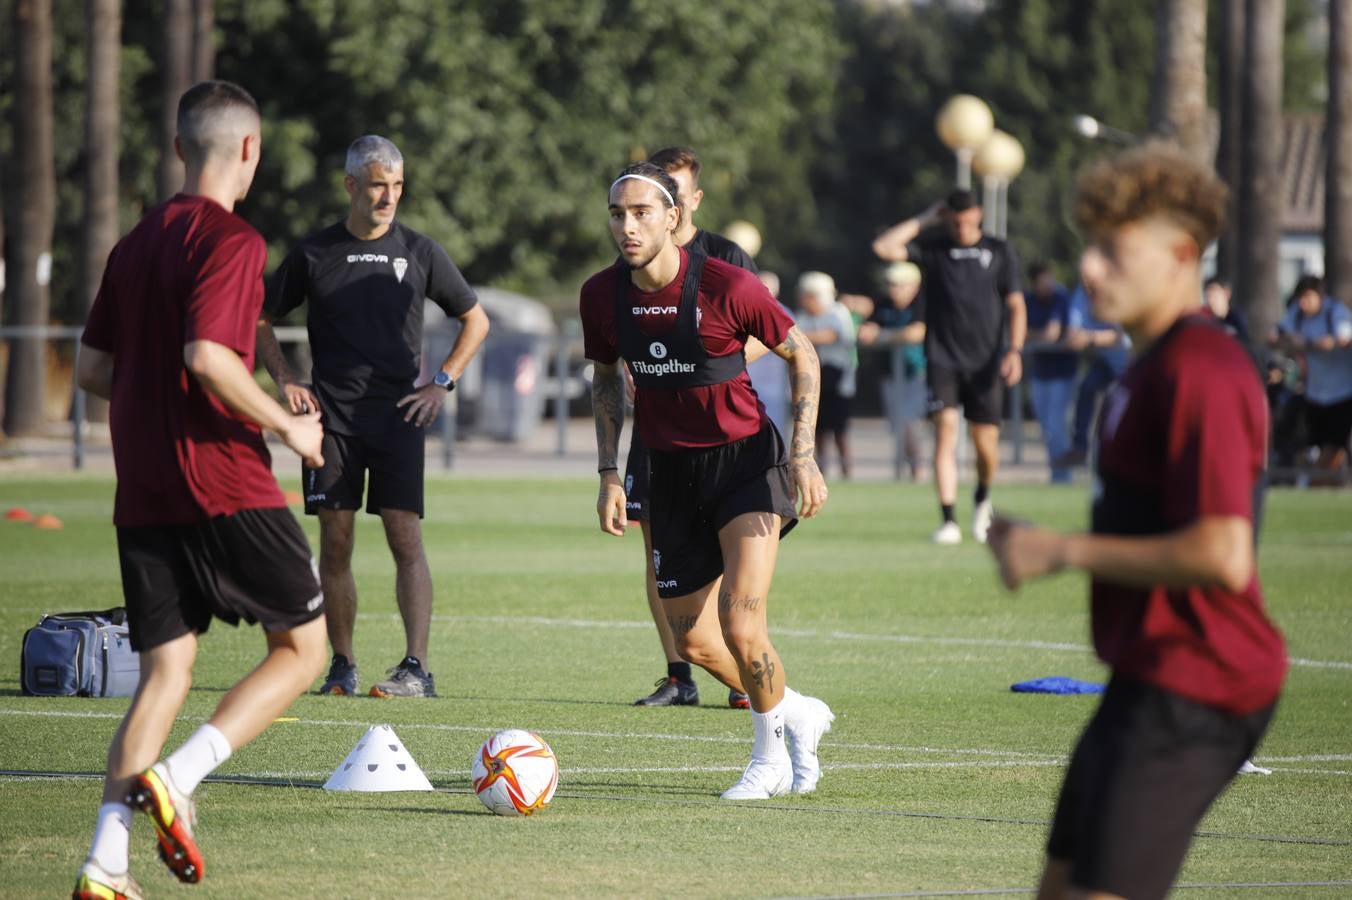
[647,423,798,599]
[623,429,652,522]
[1046,676,1276,900]
[927,356,1003,425]
[304,425,425,517]
[116,507,323,652]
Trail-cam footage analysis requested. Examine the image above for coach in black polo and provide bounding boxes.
[257,134,489,699]
[873,189,1026,547]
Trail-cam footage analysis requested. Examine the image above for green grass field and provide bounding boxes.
[1,475,1349,898]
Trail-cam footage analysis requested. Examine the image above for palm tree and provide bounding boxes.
[1236,0,1285,346]
[156,0,192,200]
[1327,0,1352,306]
[1215,0,1245,283]
[1148,0,1209,160]
[192,0,215,82]
[82,0,122,423]
[3,0,57,437]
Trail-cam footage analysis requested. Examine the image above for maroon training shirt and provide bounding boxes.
[1090,314,1286,715]
[580,248,794,451]
[82,194,285,527]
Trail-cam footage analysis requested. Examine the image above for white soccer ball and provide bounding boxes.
[471,729,559,816]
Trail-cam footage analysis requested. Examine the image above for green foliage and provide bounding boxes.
[0,0,1333,319]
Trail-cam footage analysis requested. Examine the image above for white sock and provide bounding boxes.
[164,723,233,796]
[751,699,789,761]
[88,802,132,873]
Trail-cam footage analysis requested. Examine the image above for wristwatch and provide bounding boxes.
[433,371,456,392]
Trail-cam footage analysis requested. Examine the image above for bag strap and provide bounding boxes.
[44,607,127,627]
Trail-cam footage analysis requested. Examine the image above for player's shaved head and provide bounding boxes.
[176,80,260,165]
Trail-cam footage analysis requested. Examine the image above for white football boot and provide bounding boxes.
[720,755,793,800]
[721,701,793,800]
[784,692,835,794]
[932,520,962,545]
[972,499,994,544]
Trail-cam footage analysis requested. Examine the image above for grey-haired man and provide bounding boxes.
[257,135,490,698]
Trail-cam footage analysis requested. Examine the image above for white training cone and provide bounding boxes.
[324,724,434,792]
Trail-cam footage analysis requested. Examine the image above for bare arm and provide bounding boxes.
[744,336,775,364]
[988,515,1255,596]
[76,344,114,400]
[591,360,627,535]
[184,339,324,468]
[438,303,491,382]
[255,316,319,414]
[397,303,492,427]
[771,325,828,518]
[872,203,942,261]
[1000,291,1027,386]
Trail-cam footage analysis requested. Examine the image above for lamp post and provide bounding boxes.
[1072,114,1137,146]
[723,220,763,258]
[936,95,995,189]
[972,129,1025,239]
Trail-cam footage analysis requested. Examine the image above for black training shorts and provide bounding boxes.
[303,425,425,517]
[926,357,1003,425]
[116,507,323,652]
[647,423,798,599]
[623,428,652,522]
[1046,676,1276,900]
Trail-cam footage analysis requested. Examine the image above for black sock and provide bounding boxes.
[974,483,990,505]
[941,503,956,524]
[668,661,693,683]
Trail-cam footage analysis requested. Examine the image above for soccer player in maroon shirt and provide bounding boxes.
[581,162,834,800]
[987,144,1287,900]
[72,81,328,899]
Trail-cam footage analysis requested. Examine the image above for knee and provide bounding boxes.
[139,660,193,700]
[720,618,766,663]
[386,533,425,568]
[319,534,354,572]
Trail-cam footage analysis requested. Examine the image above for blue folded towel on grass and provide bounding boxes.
[1011,676,1105,695]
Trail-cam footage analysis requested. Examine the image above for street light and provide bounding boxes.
[1072,114,1137,145]
[936,95,995,189]
[723,220,762,258]
[972,129,1025,239]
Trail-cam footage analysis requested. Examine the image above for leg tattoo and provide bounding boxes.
[749,652,776,692]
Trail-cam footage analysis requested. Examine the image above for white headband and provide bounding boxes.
[611,173,675,208]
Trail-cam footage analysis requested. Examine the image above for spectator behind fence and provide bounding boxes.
[1055,284,1131,469]
[1204,276,1251,346]
[749,271,792,440]
[795,271,857,479]
[1273,276,1352,478]
[856,261,927,480]
[1024,263,1076,483]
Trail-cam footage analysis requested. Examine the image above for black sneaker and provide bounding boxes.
[369,656,436,698]
[318,654,358,696]
[728,690,751,710]
[634,676,699,706]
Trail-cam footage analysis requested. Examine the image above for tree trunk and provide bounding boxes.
[191,0,215,82]
[1327,0,1352,307]
[1235,0,1285,348]
[82,0,121,424]
[1148,0,1209,161]
[157,0,192,200]
[1215,0,1245,282]
[3,0,57,437]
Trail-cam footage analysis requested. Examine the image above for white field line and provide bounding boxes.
[1,709,1348,776]
[359,612,1352,671]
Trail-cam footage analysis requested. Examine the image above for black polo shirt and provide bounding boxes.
[906,231,1021,372]
[265,221,477,435]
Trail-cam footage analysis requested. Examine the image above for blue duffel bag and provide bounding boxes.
[20,607,140,697]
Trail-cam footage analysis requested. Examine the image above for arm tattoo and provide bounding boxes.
[779,326,820,462]
[255,320,295,386]
[591,364,625,471]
